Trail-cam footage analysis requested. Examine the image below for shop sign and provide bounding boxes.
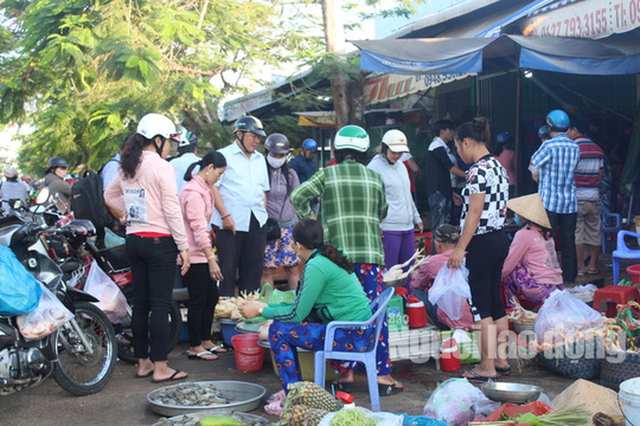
[222,91,272,122]
[364,73,468,105]
[521,0,640,39]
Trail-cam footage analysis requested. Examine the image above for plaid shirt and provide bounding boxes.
[291,160,388,265]
[531,133,580,214]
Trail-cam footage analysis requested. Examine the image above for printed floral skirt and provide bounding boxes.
[503,263,563,308]
[264,225,300,268]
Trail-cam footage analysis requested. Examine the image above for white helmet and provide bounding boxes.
[382,129,409,153]
[137,113,176,140]
[334,125,370,152]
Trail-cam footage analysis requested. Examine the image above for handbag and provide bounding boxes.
[266,218,281,241]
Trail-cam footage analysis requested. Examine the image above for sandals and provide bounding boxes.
[496,365,512,376]
[462,369,501,382]
[378,380,404,397]
[151,370,188,384]
[204,344,228,354]
[330,380,353,393]
[187,351,218,361]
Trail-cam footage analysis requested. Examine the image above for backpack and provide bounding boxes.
[71,169,114,231]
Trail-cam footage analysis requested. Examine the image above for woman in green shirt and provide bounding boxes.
[240,219,373,394]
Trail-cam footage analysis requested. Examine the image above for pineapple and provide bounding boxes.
[281,404,329,426]
[282,381,343,412]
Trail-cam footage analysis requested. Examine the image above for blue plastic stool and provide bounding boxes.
[613,230,640,286]
[313,287,394,412]
[601,206,622,254]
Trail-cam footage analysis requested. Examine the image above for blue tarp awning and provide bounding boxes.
[353,34,640,76]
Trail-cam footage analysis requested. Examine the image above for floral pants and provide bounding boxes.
[503,263,563,308]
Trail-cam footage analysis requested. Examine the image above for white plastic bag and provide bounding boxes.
[84,260,127,323]
[17,283,74,340]
[319,407,403,426]
[429,264,471,321]
[423,378,500,426]
[535,288,605,342]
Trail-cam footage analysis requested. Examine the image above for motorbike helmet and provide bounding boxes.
[381,129,409,153]
[4,167,18,179]
[137,113,176,140]
[265,133,290,154]
[545,110,570,131]
[234,116,266,137]
[301,138,318,151]
[48,157,69,169]
[171,125,198,148]
[538,125,551,139]
[334,125,370,152]
[496,132,512,144]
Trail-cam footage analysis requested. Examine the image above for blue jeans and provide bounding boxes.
[428,191,451,252]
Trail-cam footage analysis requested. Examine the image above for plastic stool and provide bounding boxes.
[592,285,640,318]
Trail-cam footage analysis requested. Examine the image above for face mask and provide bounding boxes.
[514,216,524,227]
[267,155,286,169]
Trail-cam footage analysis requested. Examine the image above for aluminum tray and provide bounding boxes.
[236,321,261,334]
[147,381,267,417]
[481,382,543,404]
[153,411,270,426]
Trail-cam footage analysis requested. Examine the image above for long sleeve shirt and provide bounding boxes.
[266,166,300,226]
[291,160,388,266]
[262,251,372,323]
[180,175,214,264]
[367,154,421,231]
[104,150,188,251]
[501,224,563,285]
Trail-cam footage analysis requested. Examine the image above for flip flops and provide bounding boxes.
[378,380,404,396]
[496,365,512,376]
[462,369,501,382]
[187,351,218,361]
[134,371,153,379]
[205,344,228,354]
[151,370,188,384]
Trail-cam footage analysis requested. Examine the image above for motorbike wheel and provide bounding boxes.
[116,299,183,365]
[52,302,117,396]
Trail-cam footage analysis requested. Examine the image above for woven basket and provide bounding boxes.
[536,340,601,380]
[601,351,640,391]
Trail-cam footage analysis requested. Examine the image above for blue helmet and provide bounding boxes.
[496,132,512,144]
[301,138,318,151]
[538,125,551,139]
[546,110,570,131]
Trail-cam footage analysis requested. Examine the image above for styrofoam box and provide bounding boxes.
[388,326,439,363]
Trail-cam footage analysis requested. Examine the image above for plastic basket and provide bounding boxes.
[536,340,601,380]
[601,351,640,391]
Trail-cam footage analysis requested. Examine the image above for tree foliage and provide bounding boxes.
[0,0,323,174]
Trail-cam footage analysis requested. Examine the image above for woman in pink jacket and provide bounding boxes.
[180,151,227,361]
[105,113,190,383]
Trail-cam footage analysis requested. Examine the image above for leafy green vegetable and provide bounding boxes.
[329,409,380,426]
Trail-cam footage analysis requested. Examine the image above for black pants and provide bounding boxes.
[214,213,267,297]
[546,210,577,283]
[183,263,218,346]
[466,229,509,321]
[126,235,177,362]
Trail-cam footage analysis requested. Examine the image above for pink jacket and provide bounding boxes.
[180,175,214,264]
[104,151,188,251]
[501,224,563,285]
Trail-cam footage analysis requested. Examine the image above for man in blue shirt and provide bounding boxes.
[531,109,581,283]
[170,127,200,194]
[211,116,269,296]
[289,138,317,183]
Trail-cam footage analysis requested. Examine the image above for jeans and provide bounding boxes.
[428,191,451,252]
[183,263,219,347]
[126,235,178,362]
[546,210,578,283]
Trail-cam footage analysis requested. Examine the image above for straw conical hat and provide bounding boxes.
[507,193,551,229]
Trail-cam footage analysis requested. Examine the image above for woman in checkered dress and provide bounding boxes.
[447,117,511,382]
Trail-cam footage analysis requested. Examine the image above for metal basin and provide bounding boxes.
[383,277,407,288]
[481,382,543,404]
[147,381,266,417]
[153,411,270,426]
[236,321,261,334]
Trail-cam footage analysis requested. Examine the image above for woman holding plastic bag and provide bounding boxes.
[180,151,227,361]
[104,113,190,383]
[447,118,511,381]
[501,194,563,309]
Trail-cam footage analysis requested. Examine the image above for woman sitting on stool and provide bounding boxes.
[239,219,373,394]
[502,194,564,309]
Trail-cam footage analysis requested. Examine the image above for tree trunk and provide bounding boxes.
[322,0,349,131]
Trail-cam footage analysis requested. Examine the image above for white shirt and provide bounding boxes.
[101,153,121,191]
[210,142,270,232]
[171,152,200,194]
[367,154,421,231]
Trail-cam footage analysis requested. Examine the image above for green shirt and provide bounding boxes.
[290,160,388,265]
[261,251,372,323]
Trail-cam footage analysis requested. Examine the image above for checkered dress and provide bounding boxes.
[531,134,581,213]
[460,155,509,236]
[290,160,388,265]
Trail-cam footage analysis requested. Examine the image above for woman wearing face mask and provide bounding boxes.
[261,133,301,290]
[367,129,423,271]
[180,151,227,361]
[104,113,190,383]
[501,193,563,309]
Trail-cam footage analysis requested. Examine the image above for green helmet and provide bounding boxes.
[334,125,370,152]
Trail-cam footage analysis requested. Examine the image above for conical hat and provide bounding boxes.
[507,193,551,229]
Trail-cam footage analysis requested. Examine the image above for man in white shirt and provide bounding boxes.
[170,128,201,194]
[211,116,269,296]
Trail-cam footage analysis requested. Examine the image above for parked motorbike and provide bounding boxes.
[0,213,117,396]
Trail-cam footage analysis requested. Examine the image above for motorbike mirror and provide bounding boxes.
[35,188,50,205]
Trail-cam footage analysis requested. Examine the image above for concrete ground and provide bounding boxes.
[0,253,635,426]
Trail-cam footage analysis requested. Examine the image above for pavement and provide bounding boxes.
[0,253,635,426]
